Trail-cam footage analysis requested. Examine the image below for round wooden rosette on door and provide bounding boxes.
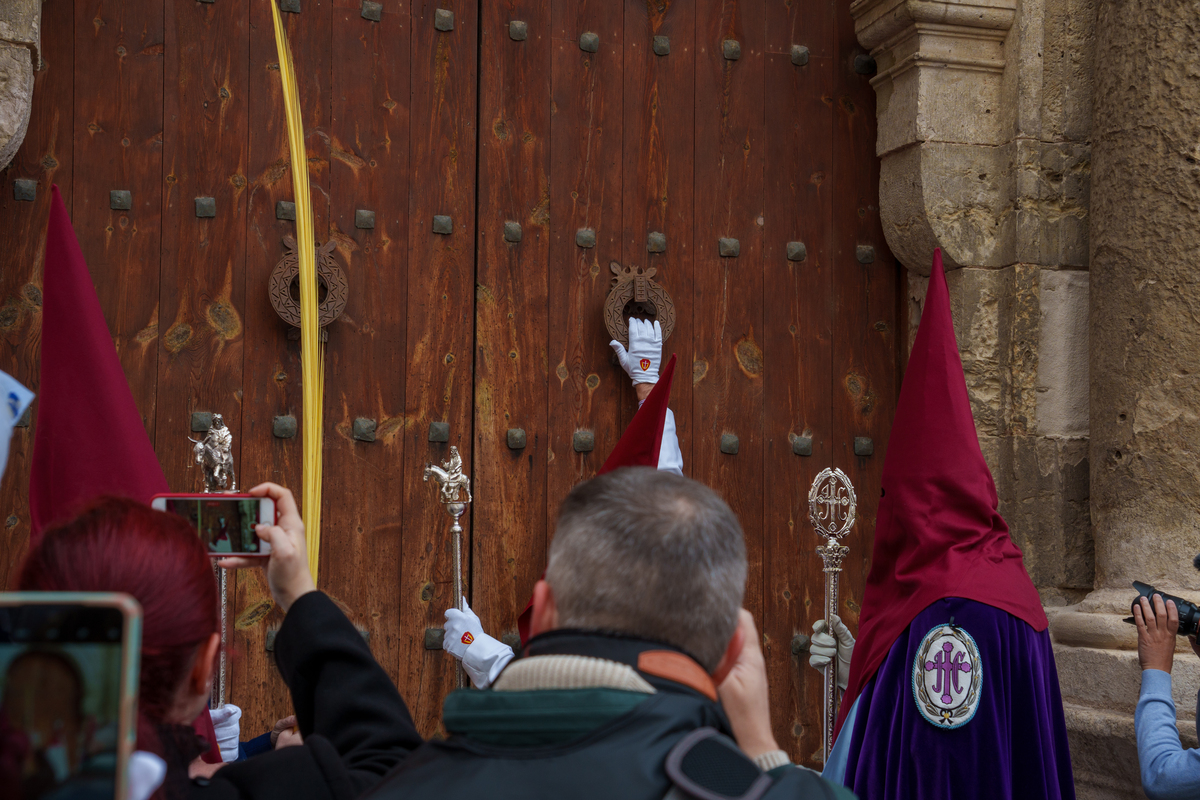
[603,261,676,348]
[269,236,349,330]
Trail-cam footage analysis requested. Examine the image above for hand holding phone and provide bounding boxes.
[218,483,315,613]
[150,494,275,557]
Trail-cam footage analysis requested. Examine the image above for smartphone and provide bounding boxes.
[150,493,275,557]
[0,592,142,800]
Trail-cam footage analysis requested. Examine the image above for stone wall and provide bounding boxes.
[0,0,40,172]
[854,0,1095,606]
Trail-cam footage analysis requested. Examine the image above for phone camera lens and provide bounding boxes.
[46,628,58,640]
[76,627,89,640]
[107,628,120,641]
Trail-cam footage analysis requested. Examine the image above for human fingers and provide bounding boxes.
[1140,597,1157,627]
[1153,594,1168,632]
[216,556,261,570]
[810,630,836,650]
[812,619,828,636]
[249,482,301,531]
[809,653,832,670]
[1134,602,1147,635]
[652,319,663,343]
[1168,599,1180,634]
[273,715,297,734]
[609,339,629,366]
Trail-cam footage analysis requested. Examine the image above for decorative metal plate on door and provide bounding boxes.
[269,235,349,330]
[603,261,676,348]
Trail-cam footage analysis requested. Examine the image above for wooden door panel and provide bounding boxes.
[0,0,897,764]
[400,0,479,736]
[620,1,695,463]
[472,0,552,648]
[761,3,837,760]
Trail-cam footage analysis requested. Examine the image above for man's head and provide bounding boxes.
[537,467,747,672]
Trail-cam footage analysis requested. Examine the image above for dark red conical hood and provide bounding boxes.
[837,249,1046,733]
[30,186,169,538]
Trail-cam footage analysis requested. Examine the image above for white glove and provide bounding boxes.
[443,601,515,689]
[209,704,242,763]
[809,615,855,692]
[610,318,663,385]
[125,751,166,800]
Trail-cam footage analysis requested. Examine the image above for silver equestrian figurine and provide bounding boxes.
[190,414,237,493]
[424,445,472,689]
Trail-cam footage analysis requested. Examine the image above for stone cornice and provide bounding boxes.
[851,0,1017,51]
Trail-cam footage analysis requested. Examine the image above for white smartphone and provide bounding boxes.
[0,592,142,800]
[150,493,275,557]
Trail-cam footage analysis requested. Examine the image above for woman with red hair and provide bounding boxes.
[18,482,422,800]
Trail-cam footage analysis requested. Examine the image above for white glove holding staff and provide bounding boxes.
[209,704,242,763]
[444,601,515,689]
[809,614,855,692]
[610,318,663,386]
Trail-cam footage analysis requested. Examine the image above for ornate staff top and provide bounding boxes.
[423,445,473,508]
[808,467,857,541]
[190,413,237,493]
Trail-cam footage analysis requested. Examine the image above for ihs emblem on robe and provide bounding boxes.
[912,623,983,729]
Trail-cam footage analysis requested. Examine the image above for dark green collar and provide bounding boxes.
[443,688,650,747]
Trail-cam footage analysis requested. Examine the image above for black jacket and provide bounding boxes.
[363,631,853,800]
[177,591,422,800]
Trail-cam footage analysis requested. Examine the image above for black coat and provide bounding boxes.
[175,591,422,800]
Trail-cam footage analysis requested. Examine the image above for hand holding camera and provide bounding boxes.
[218,482,315,613]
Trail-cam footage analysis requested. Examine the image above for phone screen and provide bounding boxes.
[0,604,129,800]
[163,497,264,554]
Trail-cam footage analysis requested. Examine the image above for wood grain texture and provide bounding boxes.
[232,0,335,736]
[72,0,164,451]
[692,0,766,618]
[472,0,552,645]
[761,8,836,763]
[829,0,899,699]
[621,0,694,459]
[0,0,73,586]
[544,0,624,564]
[155,0,248,492]
[322,0,412,732]
[401,0,478,736]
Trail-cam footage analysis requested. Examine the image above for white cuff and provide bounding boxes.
[461,633,516,689]
[753,750,792,772]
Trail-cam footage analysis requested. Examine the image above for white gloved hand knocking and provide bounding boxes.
[444,601,515,689]
[809,614,855,693]
[610,318,663,386]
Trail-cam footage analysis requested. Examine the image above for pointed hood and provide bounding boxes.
[837,249,1046,732]
[517,355,677,644]
[30,186,168,536]
[598,354,676,475]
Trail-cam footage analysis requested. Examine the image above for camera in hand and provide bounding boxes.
[1129,581,1200,637]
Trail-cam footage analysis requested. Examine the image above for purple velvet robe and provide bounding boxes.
[842,598,1075,799]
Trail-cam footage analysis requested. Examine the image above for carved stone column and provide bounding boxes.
[1046,1,1200,796]
[0,0,41,171]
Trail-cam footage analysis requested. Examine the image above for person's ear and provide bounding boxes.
[529,580,559,637]
[709,620,747,683]
[190,632,221,697]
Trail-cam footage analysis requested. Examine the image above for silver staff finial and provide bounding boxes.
[809,467,857,763]
[424,444,472,689]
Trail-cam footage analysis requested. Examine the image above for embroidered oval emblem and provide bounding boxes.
[912,624,982,729]
[461,631,474,645]
[639,358,651,371]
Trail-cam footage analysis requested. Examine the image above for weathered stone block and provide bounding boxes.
[0,43,34,172]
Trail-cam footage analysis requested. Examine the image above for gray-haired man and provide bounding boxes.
[366,468,854,800]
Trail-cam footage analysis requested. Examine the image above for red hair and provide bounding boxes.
[17,497,218,753]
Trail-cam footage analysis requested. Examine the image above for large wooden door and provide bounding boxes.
[0,0,897,766]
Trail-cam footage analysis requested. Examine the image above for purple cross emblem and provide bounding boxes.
[925,641,973,705]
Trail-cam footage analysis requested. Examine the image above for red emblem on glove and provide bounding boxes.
[461,632,474,645]
[639,358,651,371]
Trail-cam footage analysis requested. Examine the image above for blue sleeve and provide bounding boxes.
[1136,669,1200,799]
[238,731,273,760]
[821,695,860,787]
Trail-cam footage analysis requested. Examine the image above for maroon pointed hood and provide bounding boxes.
[30,186,169,538]
[837,249,1046,732]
